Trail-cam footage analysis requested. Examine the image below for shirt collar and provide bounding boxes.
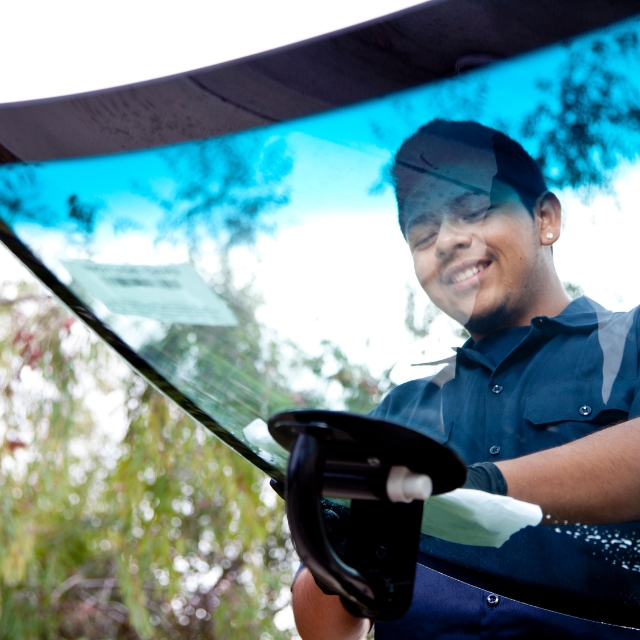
[413,296,608,368]
[537,295,610,330]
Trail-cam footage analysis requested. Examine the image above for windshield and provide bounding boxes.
[2,12,640,626]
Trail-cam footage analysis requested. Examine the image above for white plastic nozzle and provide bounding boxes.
[386,465,433,503]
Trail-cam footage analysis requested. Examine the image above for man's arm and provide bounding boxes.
[292,567,370,640]
[495,417,640,524]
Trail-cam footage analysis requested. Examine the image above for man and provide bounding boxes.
[292,120,640,638]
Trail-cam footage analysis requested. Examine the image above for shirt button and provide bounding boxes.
[578,405,592,416]
[491,384,503,394]
[489,445,501,456]
[486,594,500,607]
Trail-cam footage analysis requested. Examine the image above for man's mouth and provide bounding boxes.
[445,260,491,287]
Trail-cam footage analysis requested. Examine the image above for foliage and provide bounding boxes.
[288,339,393,415]
[366,19,640,203]
[140,254,393,440]
[0,279,297,639]
[0,124,393,636]
[1,127,293,255]
[563,281,585,301]
[520,28,640,199]
[138,256,296,440]
[404,286,440,341]
[0,165,42,224]
[0,255,391,638]
[149,134,293,251]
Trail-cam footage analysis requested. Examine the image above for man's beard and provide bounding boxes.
[463,301,516,337]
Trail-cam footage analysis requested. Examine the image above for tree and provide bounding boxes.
[0,275,297,639]
[519,27,640,200]
[138,252,394,446]
[147,134,293,252]
[0,128,293,260]
[0,252,391,638]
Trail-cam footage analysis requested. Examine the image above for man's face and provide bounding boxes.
[404,141,543,337]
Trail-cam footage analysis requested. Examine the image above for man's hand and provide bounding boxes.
[496,417,640,524]
[292,567,370,640]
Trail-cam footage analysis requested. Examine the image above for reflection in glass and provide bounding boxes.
[2,12,640,622]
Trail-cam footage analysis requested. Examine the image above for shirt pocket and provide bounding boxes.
[524,378,629,434]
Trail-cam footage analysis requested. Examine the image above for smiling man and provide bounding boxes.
[292,120,640,639]
[396,120,568,338]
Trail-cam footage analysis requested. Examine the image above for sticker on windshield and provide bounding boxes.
[61,260,237,326]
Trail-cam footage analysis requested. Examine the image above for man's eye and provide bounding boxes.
[413,232,437,249]
[462,207,491,223]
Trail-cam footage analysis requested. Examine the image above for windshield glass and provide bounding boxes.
[2,13,640,625]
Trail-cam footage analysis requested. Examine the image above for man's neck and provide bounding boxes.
[468,277,571,342]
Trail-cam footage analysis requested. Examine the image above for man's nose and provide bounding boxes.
[434,219,473,258]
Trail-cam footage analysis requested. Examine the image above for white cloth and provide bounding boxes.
[421,488,543,548]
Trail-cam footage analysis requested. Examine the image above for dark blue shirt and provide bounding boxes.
[371,296,640,634]
[472,325,530,369]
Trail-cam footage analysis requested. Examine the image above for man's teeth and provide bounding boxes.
[453,264,487,284]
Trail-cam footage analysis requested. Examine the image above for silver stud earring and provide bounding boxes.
[546,233,554,239]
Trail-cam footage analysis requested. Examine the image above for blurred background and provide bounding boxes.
[0,245,299,639]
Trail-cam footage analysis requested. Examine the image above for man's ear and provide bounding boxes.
[534,191,562,246]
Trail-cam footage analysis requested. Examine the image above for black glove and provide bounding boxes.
[462,462,508,495]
